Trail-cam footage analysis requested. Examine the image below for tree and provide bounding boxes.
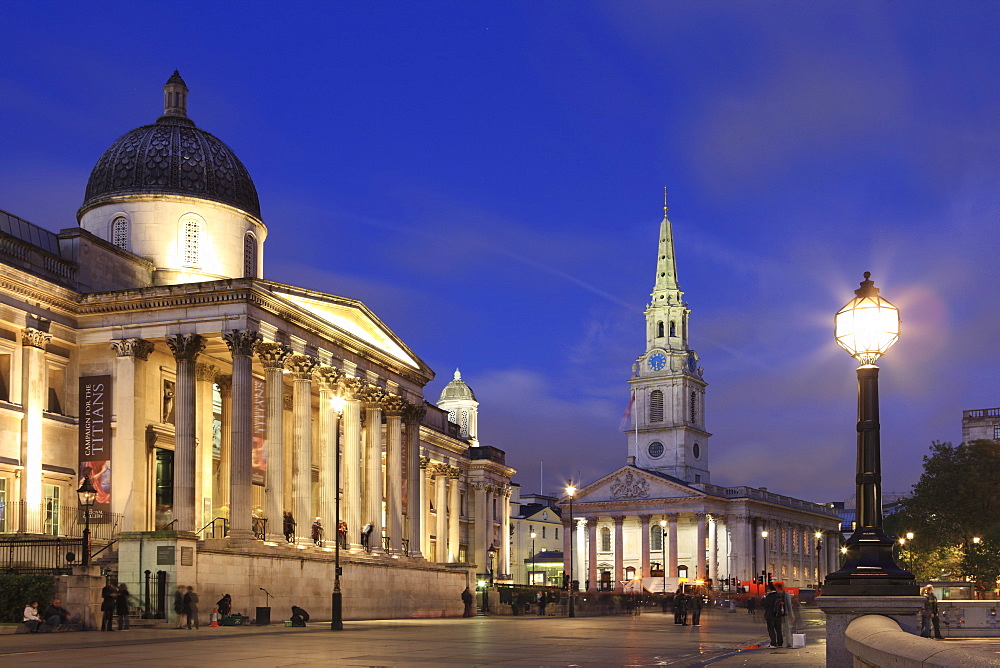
[960,530,1000,596]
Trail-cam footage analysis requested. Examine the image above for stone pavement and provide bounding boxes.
[0,606,828,667]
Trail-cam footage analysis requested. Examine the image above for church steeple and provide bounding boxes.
[652,187,681,296]
[644,189,687,352]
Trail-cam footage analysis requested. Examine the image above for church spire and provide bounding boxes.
[652,187,681,298]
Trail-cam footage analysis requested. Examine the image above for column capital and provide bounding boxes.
[341,376,365,400]
[638,514,652,524]
[223,329,262,357]
[359,384,386,406]
[313,365,342,392]
[666,513,679,522]
[195,362,218,383]
[383,395,408,416]
[216,374,233,397]
[419,456,432,470]
[611,515,625,526]
[166,333,205,361]
[21,327,51,350]
[285,354,317,379]
[110,337,155,360]
[256,341,291,368]
[404,403,427,424]
[447,466,461,479]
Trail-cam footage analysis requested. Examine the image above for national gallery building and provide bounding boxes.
[561,202,843,594]
[0,73,513,620]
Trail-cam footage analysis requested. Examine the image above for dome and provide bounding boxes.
[79,72,261,220]
[438,369,477,402]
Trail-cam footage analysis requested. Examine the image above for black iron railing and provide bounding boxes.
[0,501,122,541]
[0,537,84,575]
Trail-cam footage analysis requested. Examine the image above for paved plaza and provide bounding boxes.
[0,606,829,667]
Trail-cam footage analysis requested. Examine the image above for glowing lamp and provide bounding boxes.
[834,272,899,366]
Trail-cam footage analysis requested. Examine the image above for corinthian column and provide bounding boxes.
[165,333,205,532]
[285,354,316,545]
[341,377,364,551]
[315,366,342,546]
[405,406,426,558]
[447,466,461,562]
[110,337,155,531]
[256,342,290,542]
[383,395,406,554]
[587,520,598,591]
[613,516,624,591]
[435,465,448,561]
[223,329,260,542]
[215,375,232,513]
[361,385,386,554]
[696,513,708,580]
[195,362,217,530]
[19,328,50,533]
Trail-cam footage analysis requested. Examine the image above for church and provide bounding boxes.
[561,200,842,594]
[0,73,514,621]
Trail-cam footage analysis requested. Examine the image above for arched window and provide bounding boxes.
[182,217,200,267]
[243,232,257,278]
[651,525,663,551]
[649,390,664,422]
[669,321,676,337]
[600,527,611,552]
[657,321,664,337]
[678,564,688,579]
[112,216,129,250]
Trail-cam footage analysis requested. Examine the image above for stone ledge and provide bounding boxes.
[846,614,1000,667]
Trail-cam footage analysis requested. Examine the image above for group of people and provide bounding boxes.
[100,582,132,631]
[22,599,72,633]
[172,585,201,629]
[661,588,705,626]
[760,583,796,649]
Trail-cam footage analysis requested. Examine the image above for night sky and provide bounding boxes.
[2,2,998,504]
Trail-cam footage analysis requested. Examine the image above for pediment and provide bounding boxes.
[572,466,704,504]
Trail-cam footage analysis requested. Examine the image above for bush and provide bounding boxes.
[0,574,56,623]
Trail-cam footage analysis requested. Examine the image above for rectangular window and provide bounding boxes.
[542,526,546,539]
[0,353,10,402]
[47,366,64,414]
[0,478,6,532]
[44,484,61,535]
[555,527,559,540]
[994,425,1000,439]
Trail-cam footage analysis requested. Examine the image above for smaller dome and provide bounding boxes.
[439,369,476,402]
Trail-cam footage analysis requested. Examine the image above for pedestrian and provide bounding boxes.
[283,511,296,543]
[100,582,118,631]
[116,583,131,630]
[44,598,71,631]
[22,601,43,633]
[461,586,474,617]
[690,588,703,626]
[536,590,547,616]
[762,583,784,648]
[922,586,944,639]
[746,596,756,617]
[290,605,309,627]
[173,586,186,628]
[776,583,795,647]
[217,593,232,617]
[183,586,200,629]
[311,517,324,546]
[338,520,348,548]
[673,588,688,625]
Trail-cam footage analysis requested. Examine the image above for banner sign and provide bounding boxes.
[251,375,266,485]
[79,375,112,523]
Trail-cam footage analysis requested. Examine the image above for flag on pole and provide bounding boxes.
[619,392,636,431]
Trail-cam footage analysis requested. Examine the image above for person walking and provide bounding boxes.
[461,587,474,617]
[922,586,944,639]
[116,583,131,630]
[283,511,296,543]
[338,520,348,549]
[762,584,784,648]
[536,590,548,616]
[776,583,795,647]
[746,596,756,617]
[183,586,200,629]
[173,586,186,628]
[689,588,703,627]
[311,517,324,546]
[100,582,118,631]
[673,588,688,625]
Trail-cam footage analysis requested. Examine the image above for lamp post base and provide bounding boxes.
[823,528,918,596]
[331,586,343,630]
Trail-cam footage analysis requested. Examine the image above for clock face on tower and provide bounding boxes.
[648,352,666,371]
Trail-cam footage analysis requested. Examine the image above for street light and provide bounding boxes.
[565,484,576,618]
[530,532,536,586]
[76,475,97,567]
[825,272,916,595]
[329,394,346,631]
[761,530,769,584]
[815,531,823,588]
[660,519,667,594]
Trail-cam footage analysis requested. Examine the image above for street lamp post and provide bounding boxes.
[565,485,576,618]
[824,272,916,595]
[76,476,97,567]
[530,532,536,586]
[815,531,823,588]
[761,530,769,584]
[660,519,667,594]
[330,395,345,631]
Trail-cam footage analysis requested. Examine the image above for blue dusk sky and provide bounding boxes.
[1,2,997,504]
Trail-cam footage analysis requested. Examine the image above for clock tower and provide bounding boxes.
[627,194,711,483]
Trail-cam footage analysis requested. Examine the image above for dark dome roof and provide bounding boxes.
[80,73,261,219]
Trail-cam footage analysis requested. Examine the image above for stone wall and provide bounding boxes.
[846,614,1000,667]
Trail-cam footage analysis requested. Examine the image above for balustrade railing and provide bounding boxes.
[0,501,122,541]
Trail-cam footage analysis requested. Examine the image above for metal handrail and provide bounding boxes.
[195,517,229,539]
[91,539,118,559]
[159,519,178,531]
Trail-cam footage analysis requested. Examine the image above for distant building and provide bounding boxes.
[509,486,564,585]
[962,407,1000,443]
[563,199,842,593]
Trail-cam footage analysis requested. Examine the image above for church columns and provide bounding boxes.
[708,514,719,583]
[695,512,707,580]
[562,518,573,584]
[587,519,597,591]
[315,367,341,548]
[639,515,651,578]
[361,386,385,554]
[215,375,232,514]
[286,354,316,545]
[434,465,448,561]
[195,362,217,531]
[419,455,431,557]
[340,378,364,551]
[447,466,460,562]
[500,489,511,575]
[110,337,154,532]
[384,396,406,553]
[256,343,289,542]
[667,514,679,578]
[223,329,260,541]
[165,333,205,532]
[612,516,624,591]
[405,407,425,558]
[472,483,487,571]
